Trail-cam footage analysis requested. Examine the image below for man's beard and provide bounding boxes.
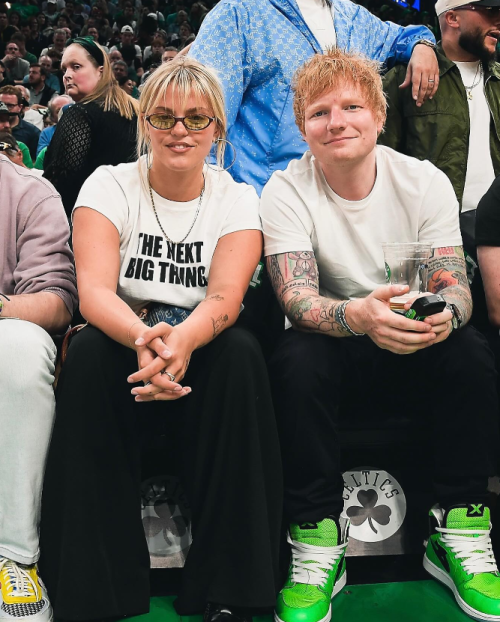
[459,27,496,66]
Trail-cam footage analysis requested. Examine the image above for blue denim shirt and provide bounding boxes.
[37,125,56,157]
[190,0,434,194]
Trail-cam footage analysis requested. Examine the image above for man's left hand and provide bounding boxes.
[422,307,453,344]
[399,43,439,107]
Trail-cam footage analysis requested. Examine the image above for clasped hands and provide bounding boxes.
[127,321,193,401]
[347,284,453,355]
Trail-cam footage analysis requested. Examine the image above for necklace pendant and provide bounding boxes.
[467,90,473,100]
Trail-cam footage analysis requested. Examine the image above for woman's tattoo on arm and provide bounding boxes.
[211,313,229,338]
[201,294,225,304]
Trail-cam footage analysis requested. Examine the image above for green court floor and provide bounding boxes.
[129,580,472,622]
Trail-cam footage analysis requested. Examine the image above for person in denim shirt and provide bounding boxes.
[189,0,439,194]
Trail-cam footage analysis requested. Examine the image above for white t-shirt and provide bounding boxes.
[296,0,336,52]
[23,108,45,131]
[455,61,495,214]
[260,146,462,301]
[75,160,262,312]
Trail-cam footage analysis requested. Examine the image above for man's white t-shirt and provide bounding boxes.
[455,60,495,214]
[260,146,462,301]
[75,160,262,312]
[296,0,336,52]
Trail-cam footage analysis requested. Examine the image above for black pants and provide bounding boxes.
[39,326,283,621]
[269,326,499,523]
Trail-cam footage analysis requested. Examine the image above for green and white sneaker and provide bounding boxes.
[424,504,500,621]
[275,517,349,622]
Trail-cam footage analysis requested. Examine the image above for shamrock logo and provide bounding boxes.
[142,498,190,547]
[346,489,391,534]
[141,477,192,553]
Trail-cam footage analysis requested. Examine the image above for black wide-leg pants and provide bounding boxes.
[39,325,283,621]
[269,325,499,523]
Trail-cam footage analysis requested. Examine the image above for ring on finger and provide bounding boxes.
[161,370,176,382]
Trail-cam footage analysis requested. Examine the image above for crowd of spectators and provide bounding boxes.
[5,1,500,622]
[0,0,220,111]
[0,0,227,168]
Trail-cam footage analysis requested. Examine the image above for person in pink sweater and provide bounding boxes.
[0,153,77,622]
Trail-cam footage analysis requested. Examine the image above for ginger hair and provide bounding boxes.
[292,47,387,134]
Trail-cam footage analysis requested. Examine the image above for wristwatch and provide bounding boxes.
[415,39,436,50]
[445,303,462,331]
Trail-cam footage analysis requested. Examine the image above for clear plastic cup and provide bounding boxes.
[382,243,432,301]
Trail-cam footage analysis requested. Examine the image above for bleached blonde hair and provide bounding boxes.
[137,56,227,169]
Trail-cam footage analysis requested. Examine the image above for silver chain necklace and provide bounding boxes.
[463,62,483,100]
[148,172,205,245]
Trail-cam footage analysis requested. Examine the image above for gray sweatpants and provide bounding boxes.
[0,319,57,564]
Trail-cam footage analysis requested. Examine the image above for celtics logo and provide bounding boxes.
[141,475,192,566]
[342,468,406,544]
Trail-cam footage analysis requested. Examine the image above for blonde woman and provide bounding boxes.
[39,58,282,622]
[43,37,138,218]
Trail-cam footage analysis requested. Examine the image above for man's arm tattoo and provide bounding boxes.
[284,293,351,336]
[427,246,472,323]
[267,255,284,290]
[266,253,351,337]
[267,253,319,307]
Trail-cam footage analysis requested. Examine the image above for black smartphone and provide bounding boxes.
[404,294,446,321]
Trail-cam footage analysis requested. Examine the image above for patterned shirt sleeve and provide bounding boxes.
[189,2,251,132]
[343,2,435,65]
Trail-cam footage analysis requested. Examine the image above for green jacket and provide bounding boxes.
[380,46,500,211]
[34,146,46,170]
[18,140,33,168]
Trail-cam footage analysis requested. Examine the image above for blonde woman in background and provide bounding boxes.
[43,36,138,218]
[39,57,282,622]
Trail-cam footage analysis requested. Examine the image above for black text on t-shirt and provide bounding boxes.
[124,233,208,287]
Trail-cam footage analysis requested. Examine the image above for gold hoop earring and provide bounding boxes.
[206,137,237,172]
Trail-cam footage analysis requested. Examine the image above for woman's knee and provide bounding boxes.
[62,326,135,384]
[65,326,117,364]
[212,326,266,369]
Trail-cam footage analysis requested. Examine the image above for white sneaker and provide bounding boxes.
[0,557,53,622]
